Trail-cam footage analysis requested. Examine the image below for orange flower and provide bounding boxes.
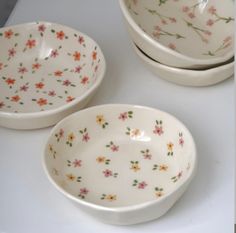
[5,78,15,85]
[35,82,44,89]
[26,39,36,48]
[66,173,75,181]
[159,165,168,171]
[4,29,13,39]
[66,96,75,102]
[54,70,63,77]
[11,95,20,102]
[96,156,106,163]
[37,98,47,106]
[92,51,97,60]
[56,30,65,40]
[73,51,81,61]
[167,142,174,151]
[32,63,41,69]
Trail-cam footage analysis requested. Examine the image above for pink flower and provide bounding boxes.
[153,31,161,39]
[48,90,56,96]
[153,126,164,135]
[188,12,195,19]
[20,85,29,92]
[82,132,90,142]
[80,188,89,195]
[38,24,46,32]
[143,154,152,160]
[161,19,167,25]
[78,36,84,44]
[73,159,82,168]
[168,43,176,50]
[111,145,119,152]
[138,181,147,189]
[74,66,82,73]
[206,19,214,26]
[154,25,161,31]
[103,169,113,177]
[50,49,59,58]
[204,30,212,36]
[208,6,216,15]
[169,17,177,23]
[81,76,89,85]
[118,112,128,121]
[8,48,16,57]
[18,67,28,74]
[59,129,64,137]
[179,138,184,146]
[182,6,190,12]
[63,80,71,86]
[177,171,183,178]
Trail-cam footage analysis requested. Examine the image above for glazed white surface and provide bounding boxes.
[0,0,234,232]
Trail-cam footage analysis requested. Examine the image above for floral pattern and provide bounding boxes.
[118,111,133,121]
[132,180,148,189]
[101,194,117,201]
[130,161,141,172]
[0,22,103,113]
[141,149,152,160]
[96,115,109,128]
[106,141,119,152]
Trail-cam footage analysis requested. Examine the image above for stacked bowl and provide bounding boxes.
[119,0,234,86]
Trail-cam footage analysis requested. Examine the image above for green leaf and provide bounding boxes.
[51,29,55,33]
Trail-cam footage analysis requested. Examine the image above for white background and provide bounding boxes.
[0,0,234,232]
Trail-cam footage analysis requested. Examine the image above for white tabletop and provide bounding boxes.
[0,0,234,232]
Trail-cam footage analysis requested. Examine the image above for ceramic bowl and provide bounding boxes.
[134,43,234,86]
[119,0,234,69]
[43,104,197,225]
[0,22,106,129]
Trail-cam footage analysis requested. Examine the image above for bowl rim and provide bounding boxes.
[119,0,234,66]
[43,104,197,213]
[0,21,106,120]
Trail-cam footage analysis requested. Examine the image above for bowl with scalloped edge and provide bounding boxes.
[133,43,234,86]
[0,22,106,129]
[43,104,197,225]
[119,0,234,69]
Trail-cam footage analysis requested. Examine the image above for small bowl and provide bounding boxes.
[43,104,197,225]
[119,0,234,69]
[0,22,106,129]
[134,43,234,86]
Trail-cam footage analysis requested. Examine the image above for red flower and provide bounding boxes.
[81,76,89,85]
[66,96,75,102]
[38,24,46,32]
[20,85,29,92]
[103,169,113,177]
[48,90,56,96]
[206,19,214,26]
[35,82,44,89]
[111,145,119,152]
[73,159,82,168]
[0,101,5,108]
[80,188,89,195]
[82,132,90,142]
[56,30,65,40]
[50,49,59,58]
[8,48,16,57]
[78,36,84,44]
[11,95,20,102]
[92,51,97,60]
[54,70,63,77]
[4,29,13,39]
[26,39,36,48]
[208,6,216,15]
[153,126,164,135]
[188,12,195,19]
[37,98,47,106]
[18,67,28,74]
[63,80,71,86]
[74,66,82,73]
[138,181,147,189]
[32,63,41,69]
[5,78,15,85]
[118,112,128,121]
[73,51,81,61]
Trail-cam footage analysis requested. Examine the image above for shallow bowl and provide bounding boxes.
[134,43,234,86]
[119,0,234,69]
[0,22,106,129]
[43,104,197,225]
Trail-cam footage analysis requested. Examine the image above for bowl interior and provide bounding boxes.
[44,105,196,208]
[0,22,104,113]
[125,0,234,60]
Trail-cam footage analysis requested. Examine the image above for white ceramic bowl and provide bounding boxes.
[43,104,197,225]
[119,0,234,69]
[0,22,106,129]
[134,43,234,86]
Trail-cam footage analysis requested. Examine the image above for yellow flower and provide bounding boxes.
[130,128,141,138]
[67,132,75,142]
[96,156,105,163]
[167,142,174,151]
[66,173,75,181]
[159,164,168,171]
[96,115,105,125]
[106,194,117,201]
[131,164,140,172]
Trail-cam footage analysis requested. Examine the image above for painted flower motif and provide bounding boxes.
[208,6,217,15]
[5,78,15,86]
[54,70,63,77]
[141,149,152,160]
[206,19,214,26]
[171,171,183,182]
[8,48,16,57]
[4,29,13,39]
[35,82,44,89]
[38,24,46,32]
[179,132,184,146]
[56,30,65,40]
[74,66,82,73]
[152,164,168,171]
[102,169,118,178]
[50,49,59,58]
[153,120,164,135]
[73,51,81,61]
[101,194,117,201]
[130,129,141,138]
[81,76,89,85]
[92,51,97,60]
[167,142,174,156]
[66,173,76,181]
[55,128,64,142]
[26,39,36,48]
[96,156,110,165]
[182,6,190,12]
[66,132,75,147]
[96,115,109,128]
[11,95,20,102]
[130,161,140,172]
[73,159,82,167]
[78,188,89,199]
[37,98,47,106]
[32,63,41,70]
[132,180,148,189]
[106,141,119,152]
[79,128,90,142]
[168,43,176,51]
[0,102,5,108]
[0,63,3,70]
[155,187,164,197]
[48,90,56,96]
[78,36,84,44]
[188,12,195,19]
[63,80,71,86]
[20,84,29,92]
[118,111,133,121]
[66,96,75,102]
[18,67,28,74]
[48,144,56,159]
